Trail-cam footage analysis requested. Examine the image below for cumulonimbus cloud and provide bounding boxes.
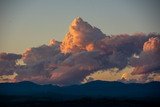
[0,17,160,85]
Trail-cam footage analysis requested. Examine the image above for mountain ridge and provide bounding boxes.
[0,80,160,107]
[0,80,160,99]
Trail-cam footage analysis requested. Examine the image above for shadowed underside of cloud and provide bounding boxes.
[0,17,160,85]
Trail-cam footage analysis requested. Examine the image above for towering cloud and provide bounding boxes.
[0,17,160,85]
[60,17,105,53]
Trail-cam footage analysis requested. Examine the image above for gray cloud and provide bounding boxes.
[130,37,160,75]
[0,52,21,75]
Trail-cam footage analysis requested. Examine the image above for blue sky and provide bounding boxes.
[0,0,160,53]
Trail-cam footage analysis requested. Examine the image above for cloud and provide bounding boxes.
[0,72,17,82]
[22,40,61,65]
[49,39,60,46]
[143,37,160,52]
[15,40,70,84]
[0,52,22,61]
[130,37,160,75]
[50,51,103,85]
[60,17,106,53]
[1,17,160,85]
[0,53,21,75]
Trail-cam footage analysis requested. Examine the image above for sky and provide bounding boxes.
[0,0,160,53]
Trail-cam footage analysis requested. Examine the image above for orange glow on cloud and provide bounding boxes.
[60,17,105,53]
[143,37,160,52]
[0,72,17,83]
[121,73,128,80]
[49,39,57,46]
[86,43,95,52]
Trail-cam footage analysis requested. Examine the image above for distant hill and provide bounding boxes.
[0,80,160,100]
[1,80,160,107]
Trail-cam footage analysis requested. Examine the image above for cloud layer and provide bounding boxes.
[0,17,160,85]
